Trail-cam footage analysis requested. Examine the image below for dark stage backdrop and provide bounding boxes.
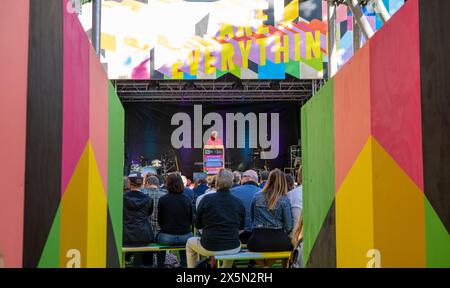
[124,102,300,178]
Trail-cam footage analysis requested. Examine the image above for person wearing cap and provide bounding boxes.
[123,172,154,267]
[230,170,260,244]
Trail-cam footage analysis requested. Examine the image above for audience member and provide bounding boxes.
[157,173,194,268]
[141,176,166,235]
[195,175,217,209]
[193,177,208,203]
[232,171,241,187]
[186,169,245,268]
[287,166,303,236]
[247,169,293,268]
[181,175,194,200]
[231,170,260,244]
[289,213,304,268]
[259,170,269,188]
[123,172,154,267]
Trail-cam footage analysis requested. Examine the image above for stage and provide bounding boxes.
[124,102,301,178]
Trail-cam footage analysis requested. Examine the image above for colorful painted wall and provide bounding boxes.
[302,0,450,268]
[77,0,404,80]
[0,0,124,268]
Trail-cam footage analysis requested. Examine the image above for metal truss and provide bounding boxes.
[116,76,319,104]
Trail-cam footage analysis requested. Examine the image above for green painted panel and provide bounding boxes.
[37,206,61,268]
[286,60,300,78]
[107,81,125,265]
[425,198,450,268]
[301,79,335,264]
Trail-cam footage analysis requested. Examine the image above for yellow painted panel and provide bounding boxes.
[60,143,89,268]
[101,33,116,52]
[284,0,298,23]
[336,137,374,268]
[372,138,426,268]
[124,37,139,49]
[86,144,107,268]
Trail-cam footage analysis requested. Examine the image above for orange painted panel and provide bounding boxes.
[89,47,109,195]
[334,44,371,192]
[0,0,29,268]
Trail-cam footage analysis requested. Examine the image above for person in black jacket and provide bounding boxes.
[157,172,194,268]
[186,169,245,268]
[123,172,154,267]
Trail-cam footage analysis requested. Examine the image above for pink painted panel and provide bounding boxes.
[370,0,423,191]
[61,0,90,195]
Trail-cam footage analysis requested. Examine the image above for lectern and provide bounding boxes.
[203,145,225,175]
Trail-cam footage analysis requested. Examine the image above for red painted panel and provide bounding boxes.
[370,0,423,191]
[89,46,109,194]
[334,44,372,192]
[0,0,29,268]
[62,0,90,195]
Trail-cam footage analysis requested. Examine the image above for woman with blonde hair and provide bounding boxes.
[247,169,294,267]
[289,213,304,268]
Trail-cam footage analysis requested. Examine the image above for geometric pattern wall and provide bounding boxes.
[0,0,124,268]
[302,0,450,268]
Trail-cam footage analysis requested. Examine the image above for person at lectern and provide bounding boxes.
[206,130,223,146]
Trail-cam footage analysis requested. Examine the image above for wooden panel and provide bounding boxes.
[306,201,336,268]
[334,44,371,192]
[335,137,374,268]
[106,209,120,268]
[23,0,63,268]
[301,79,334,265]
[0,0,29,268]
[62,0,90,195]
[107,82,124,266]
[89,46,109,195]
[372,138,425,268]
[419,0,450,233]
[370,0,423,191]
[425,198,450,267]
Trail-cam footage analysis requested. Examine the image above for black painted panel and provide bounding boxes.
[23,0,63,268]
[419,0,450,233]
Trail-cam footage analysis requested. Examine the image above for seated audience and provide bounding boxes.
[186,169,245,268]
[141,175,167,267]
[287,166,303,236]
[123,172,154,267]
[195,175,217,209]
[141,175,166,234]
[123,176,130,193]
[232,171,242,187]
[289,213,304,268]
[231,170,260,244]
[248,169,293,268]
[157,173,194,268]
[259,170,269,188]
[193,177,208,203]
[182,175,194,200]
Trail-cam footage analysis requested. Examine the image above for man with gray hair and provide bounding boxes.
[186,169,245,268]
[231,170,260,243]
